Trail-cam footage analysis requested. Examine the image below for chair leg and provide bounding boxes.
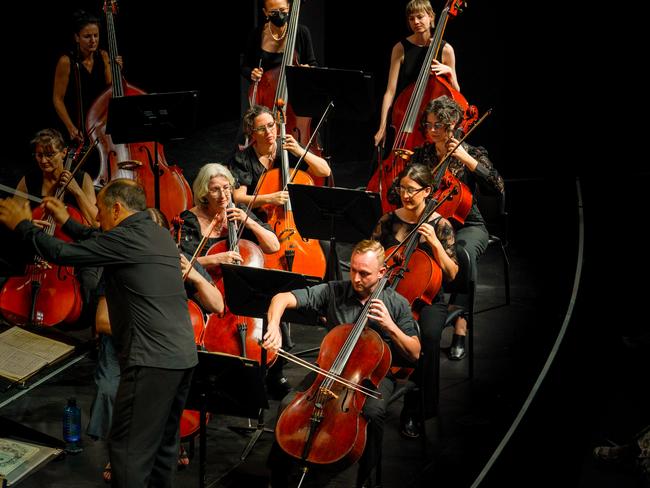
[500,242,511,305]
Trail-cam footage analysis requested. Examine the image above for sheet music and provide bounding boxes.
[0,438,39,478]
[0,327,73,382]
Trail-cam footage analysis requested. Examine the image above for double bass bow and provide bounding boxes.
[367,0,477,213]
[86,0,193,221]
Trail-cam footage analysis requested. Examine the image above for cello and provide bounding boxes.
[257,100,327,278]
[250,0,326,185]
[201,200,277,366]
[273,261,395,467]
[86,0,193,221]
[367,0,477,213]
[0,145,86,327]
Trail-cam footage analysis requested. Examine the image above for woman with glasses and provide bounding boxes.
[372,163,458,439]
[396,94,504,362]
[374,0,460,148]
[175,162,279,272]
[16,128,97,225]
[229,104,330,221]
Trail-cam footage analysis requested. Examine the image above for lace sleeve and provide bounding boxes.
[434,217,458,265]
[468,144,504,195]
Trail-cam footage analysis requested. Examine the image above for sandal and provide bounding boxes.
[178,446,190,469]
[103,462,111,483]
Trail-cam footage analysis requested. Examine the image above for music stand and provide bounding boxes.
[219,264,321,464]
[286,66,374,122]
[105,90,199,209]
[184,350,267,488]
[286,66,374,160]
[287,184,382,281]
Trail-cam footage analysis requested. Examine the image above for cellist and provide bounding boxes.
[262,240,420,488]
[13,128,100,322]
[372,163,458,439]
[391,95,504,361]
[374,0,460,147]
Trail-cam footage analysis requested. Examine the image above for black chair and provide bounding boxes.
[443,245,476,378]
[475,187,510,307]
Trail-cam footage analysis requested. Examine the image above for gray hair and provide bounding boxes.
[192,163,235,207]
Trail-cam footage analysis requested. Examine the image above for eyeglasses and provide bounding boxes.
[252,120,276,134]
[423,121,447,131]
[399,185,427,196]
[34,151,60,160]
[268,8,289,15]
[208,185,232,196]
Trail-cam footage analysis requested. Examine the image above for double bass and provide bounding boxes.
[201,200,277,366]
[86,0,193,221]
[250,0,325,185]
[257,101,327,279]
[0,145,86,327]
[367,0,477,213]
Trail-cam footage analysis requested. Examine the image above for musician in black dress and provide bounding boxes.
[373,163,458,438]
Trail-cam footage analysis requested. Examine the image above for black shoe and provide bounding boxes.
[448,334,466,360]
[400,415,421,439]
[266,374,292,400]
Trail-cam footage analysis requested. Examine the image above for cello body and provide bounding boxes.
[257,168,326,279]
[275,324,391,466]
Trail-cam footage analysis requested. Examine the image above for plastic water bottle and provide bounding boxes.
[62,397,83,454]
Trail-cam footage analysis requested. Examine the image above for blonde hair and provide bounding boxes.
[351,239,385,266]
[192,163,235,207]
[405,0,435,26]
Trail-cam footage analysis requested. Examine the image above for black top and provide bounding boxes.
[393,143,504,228]
[63,50,109,129]
[396,39,445,96]
[15,212,198,370]
[291,280,418,360]
[176,207,272,258]
[24,168,86,209]
[241,24,317,80]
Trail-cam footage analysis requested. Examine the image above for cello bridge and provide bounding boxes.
[117,160,143,170]
[393,148,414,160]
[319,387,339,400]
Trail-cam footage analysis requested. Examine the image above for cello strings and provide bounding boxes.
[275,349,382,400]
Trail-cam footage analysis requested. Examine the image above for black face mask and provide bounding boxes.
[269,11,288,28]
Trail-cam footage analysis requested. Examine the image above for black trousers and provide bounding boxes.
[268,371,396,487]
[109,365,194,488]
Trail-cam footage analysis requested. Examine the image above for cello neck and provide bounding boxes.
[277,106,293,213]
[226,201,241,256]
[273,0,301,111]
[103,0,124,98]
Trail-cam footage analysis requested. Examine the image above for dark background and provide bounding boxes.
[2,0,535,183]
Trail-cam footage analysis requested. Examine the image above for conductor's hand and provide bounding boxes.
[0,198,32,230]
[42,197,71,226]
[262,321,282,352]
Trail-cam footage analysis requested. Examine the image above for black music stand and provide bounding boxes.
[105,90,199,209]
[286,66,374,122]
[286,66,374,160]
[184,350,267,488]
[287,184,382,282]
[219,264,321,464]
